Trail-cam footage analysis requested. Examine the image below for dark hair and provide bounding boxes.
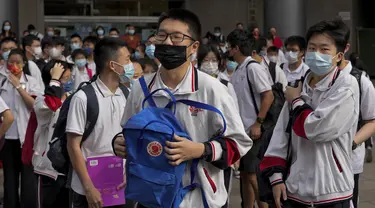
[94,37,128,74]
[284,35,306,51]
[0,37,17,48]
[252,37,267,54]
[54,29,61,36]
[71,49,88,61]
[41,38,51,50]
[266,33,274,41]
[214,27,221,31]
[137,43,146,53]
[197,44,221,68]
[267,46,279,54]
[51,37,65,47]
[147,34,155,41]
[349,52,368,72]
[96,26,105,34]
[22,35,40,49]
[70,33,82,41]
[158,9,202,41]
[83,36,99,46]
[227,29,252,56]
[109,28,120,34]
[237,22,243,27]
[306,18,350,53]
[1,20,14,36]
[41,60,73,87]
[27,24,36,31]
[8,49,31,76]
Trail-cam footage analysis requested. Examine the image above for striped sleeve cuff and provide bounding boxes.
[269,173,283,185]
[292,97,305,110]
[49,80,61,87]
[210,140,224,162]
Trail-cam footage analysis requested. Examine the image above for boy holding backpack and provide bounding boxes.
[113,9,252,208]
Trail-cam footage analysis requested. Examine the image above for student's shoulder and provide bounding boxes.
[197,70,229,94]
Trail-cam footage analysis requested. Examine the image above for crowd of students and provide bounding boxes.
[0,7,373,208]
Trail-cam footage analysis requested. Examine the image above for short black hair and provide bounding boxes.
[96,26,105,33]
[227,29,252,56]
[41,39,51,50]
[94,37,128,74]
[137,43,146,53]
[27,24,36,31]
[71,49,87,61]
[51,37,65,47]
[22,35,40,49]
[70,33,82,41]
[306,18,350,53]
[83,36,99,46]
[214,27,221,31]
[252,37,267,54]
[42,60,73,87]
[8,48,31,76]
[266,33,274,41]
[109,28,120,34]
[267,46,279,54]
[284,36,306,51]
[158,9,202,41]
[0,37,17,48]
[197,44,221,68]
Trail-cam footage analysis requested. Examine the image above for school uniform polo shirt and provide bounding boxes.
[283,61,310,82]
[66,77,127,195]
[261,57,288,91]
[231,56,273,131]
[71,65,91,91]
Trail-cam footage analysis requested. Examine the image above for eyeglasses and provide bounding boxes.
[155,31,195,43]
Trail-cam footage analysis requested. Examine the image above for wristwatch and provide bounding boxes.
[201,142,213,162]
[352,141,359,150]
[256,117,265,125]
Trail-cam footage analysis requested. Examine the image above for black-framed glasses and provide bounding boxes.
[155,31,195,43]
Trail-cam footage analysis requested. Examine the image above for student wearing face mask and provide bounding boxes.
[134,43,146,60]
[122,25,140,50]
[47,37,66,62]
[0,49,44,208]
[33,61,73,208]
[70,34,83,52]
[113,9,251,208]
[261,19,360,208]
[22,35,45,88]
[145,34,162,69]
[0,20,17,40]
[96,26,105,39]
[82,36,98,74]
[266,46,279,64]
[67,38,132,208]
[266,34,286,65]
[213,27,225,44]
[71,49,94,91]
[281,36,309,83]
[219,52,237,81]
[0,37,18,69]
[109,28,120,38]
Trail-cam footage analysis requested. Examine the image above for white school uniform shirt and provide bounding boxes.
[216,71,239,112]
[87,60,96,75]
[261,57,288,91]
[0,96,9,114]
[342,61,375,174]
[278,49,287,65]
[71,65,91,91]
[0,73,43,144]
[121,65,252,208]
[66,77,127,195]
[265,69,359,205]
[231,56,274,130]
[283,61,310,83]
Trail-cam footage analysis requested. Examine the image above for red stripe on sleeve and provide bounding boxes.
[44,95,62,112]
[292,109,313,139]
[203,168,217,193]
[225,138,240,166]
[260,156,287,171]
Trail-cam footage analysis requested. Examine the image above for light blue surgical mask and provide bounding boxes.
[71,43,81,51]
[97,29,104,36]
[75,59,87,68]
[47,31,54,37]
[2,50,10,61]
[113,62,135,83]
[226,61,238,71]
[305,52,337,76]
[63,79,73,92]
[3,26,10,31]
[134,51,141,60]
[145,44,155,59]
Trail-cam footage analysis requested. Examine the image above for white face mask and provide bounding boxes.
[200,61,219,76]
[33,46,42,59]
[49,47,62,58]
[285,51,299,64]
[190,52,197,62]
[268,56,278,63]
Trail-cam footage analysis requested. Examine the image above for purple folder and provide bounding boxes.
[87,156,125,207]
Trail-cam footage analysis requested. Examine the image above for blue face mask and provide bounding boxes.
[63,79,73,92]
[145,45,155,59]
[75,59,87,68]
[134,51,141,60]
[84,47,93,55]
[2,50,10,61]
[226,61,238,71]
[47,31,54,37]
[305,52,337,76]
[97,30,104,36]
[113,62,135,83]
[71,43,81,51]
[3,26,10,31]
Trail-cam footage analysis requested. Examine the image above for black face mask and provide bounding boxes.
[154,44,188,70]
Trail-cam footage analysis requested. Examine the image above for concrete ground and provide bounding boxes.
[229,149,375,208]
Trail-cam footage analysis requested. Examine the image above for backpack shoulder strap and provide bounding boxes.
[139,76,156,107]
[81,84,99,142]
[350,66,363,105]
[280,63,285,69]
[268,61,277,83]
[118,84,129,98]
[219,79,229,87]
[245,60,260,114]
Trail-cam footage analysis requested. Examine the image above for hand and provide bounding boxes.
[8,74,20,88]
[249,122,261,140]
[286,81,302,103]
[117,174,126,190]
[233,160,240,170]
[85,185,103,208]
[50,63,65,80]
[272,183,287,208]
[165,135,205,166]
[114,135,126,158]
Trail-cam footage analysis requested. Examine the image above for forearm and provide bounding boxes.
[354,120,375,144]
[0,110,14,137]
[17,88,35,110]
[258,91,274,119]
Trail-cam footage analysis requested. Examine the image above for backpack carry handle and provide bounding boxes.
[166,99,227,135]
[137,120,175,153]
[142,88,177,112]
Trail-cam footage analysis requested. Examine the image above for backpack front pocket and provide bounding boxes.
[126,162,176,208]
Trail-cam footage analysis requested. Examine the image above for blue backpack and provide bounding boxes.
[123,77,227,208]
